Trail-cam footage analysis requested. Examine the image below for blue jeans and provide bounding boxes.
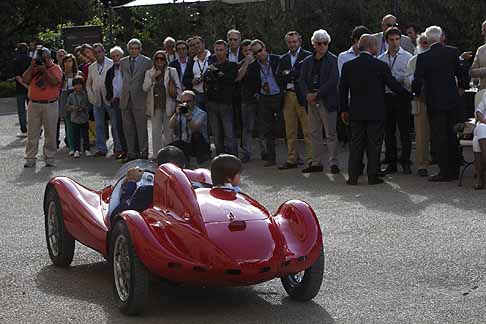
[16,93,28,133]
[93,103,121,154]
[208,101,237,155]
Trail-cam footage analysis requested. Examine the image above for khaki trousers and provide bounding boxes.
[283,91,312,164]
[25,101,59,162]
[151,109,173,157]
[308,100,338,166]
[412,99,430,170]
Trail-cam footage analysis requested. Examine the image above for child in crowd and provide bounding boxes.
[210,154,242,193]
[65,76,91,158]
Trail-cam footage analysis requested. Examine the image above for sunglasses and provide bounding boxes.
[253,47,264,55]
[228,38,239,41]
[155,56,166,61]
[315,41,329,46]
[129,47,140,50]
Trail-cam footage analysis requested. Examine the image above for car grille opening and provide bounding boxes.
[297,255,307,262]
[225,269,241,275]
[168,262,182,269]
[193,266,207,272]
[259,266,271,273]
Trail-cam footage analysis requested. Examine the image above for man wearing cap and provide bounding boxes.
[22,47,63,167]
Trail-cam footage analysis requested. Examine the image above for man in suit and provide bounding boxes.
[248,39,282,167]
[276,31,312,170]
[373,14,415,55]
[119,38,152,161]
[227,29,245,139]
[340,34,411,185]
[169,40,192,89]
[412,26,469,181]
[299,29,340,174]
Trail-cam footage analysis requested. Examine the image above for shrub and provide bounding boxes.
[0,80,17,98]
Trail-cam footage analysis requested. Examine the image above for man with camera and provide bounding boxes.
[204,40,238,156]
[169,90,210,165]
[22,47,63,168]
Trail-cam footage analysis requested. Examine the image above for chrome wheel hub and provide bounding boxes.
[289,270,305,285]
[114,235,131,302]
[47,201,59,257]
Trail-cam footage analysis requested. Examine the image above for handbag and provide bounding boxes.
[167,69,177,98]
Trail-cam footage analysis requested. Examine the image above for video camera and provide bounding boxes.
[34,48,45,66]
[178,102,189,114]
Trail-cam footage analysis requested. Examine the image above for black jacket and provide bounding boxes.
[339,52,411,121]
[169,57,193,83]
[204,60,238,104]
[245,54,281,97]
[412,43,469,111]
[276,48,311,106]
[299,51,339,111]
[105,64,116,101]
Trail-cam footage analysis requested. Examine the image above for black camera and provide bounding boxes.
[178,102,189,114]
[35,49,45,66]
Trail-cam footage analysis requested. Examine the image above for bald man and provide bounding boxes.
[339,34,411,185]
[373,14,415,55]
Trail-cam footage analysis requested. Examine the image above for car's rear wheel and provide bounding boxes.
[44,187,75,267]
[111,220,149,315]
[281,247,324,301]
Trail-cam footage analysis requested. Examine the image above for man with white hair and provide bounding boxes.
[470,20,486,105]
[119,38,153,161]
[412,25,469,182]
[340,34,411,185]
[373,14,415,55]
[227,29,244,63]
[105,46,127,159]
[405,33,431,177]
[299,29,339,174]
[163,37,178,63]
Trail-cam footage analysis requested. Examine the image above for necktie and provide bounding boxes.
[130,58,135,74]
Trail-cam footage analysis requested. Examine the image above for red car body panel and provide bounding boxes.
[46,163,323,287]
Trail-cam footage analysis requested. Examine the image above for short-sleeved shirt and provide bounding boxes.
[14,54,31,94]
[28,63,63,101]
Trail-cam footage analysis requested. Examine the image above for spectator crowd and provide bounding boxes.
[12,13,486,187]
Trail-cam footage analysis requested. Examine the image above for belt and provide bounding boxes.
[31,99,58,104]
[286,89,296,93]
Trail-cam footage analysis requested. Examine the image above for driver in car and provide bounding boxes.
[210,154,242,193]
[115,146,187,215]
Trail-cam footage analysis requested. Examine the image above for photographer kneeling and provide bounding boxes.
[169,90,210,165]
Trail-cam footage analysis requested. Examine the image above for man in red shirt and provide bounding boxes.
[22,47,63,167]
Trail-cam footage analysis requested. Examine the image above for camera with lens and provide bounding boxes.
[178,102,189,114]
[34,49,45,66]
[282,69,297,82]
[203,64,222,93]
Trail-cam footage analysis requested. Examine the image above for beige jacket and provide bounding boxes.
[86,57,113,107]
[470,44,486,89]
[143,66,181,118]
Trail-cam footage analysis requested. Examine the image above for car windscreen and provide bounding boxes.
[112,159,158,187]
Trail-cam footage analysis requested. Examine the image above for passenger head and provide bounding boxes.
[210,154,242,187]
[156,145,186,168]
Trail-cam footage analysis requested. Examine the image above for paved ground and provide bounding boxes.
[1,110,486,324]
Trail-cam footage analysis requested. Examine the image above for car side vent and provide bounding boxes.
[168,262,182,269]
[297,256,307,262]
[225,269,241,275]
[259,267,271,273]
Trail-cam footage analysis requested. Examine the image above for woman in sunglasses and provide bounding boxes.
[143,50,182,157]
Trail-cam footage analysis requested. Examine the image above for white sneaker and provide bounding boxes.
[16,132,27,138]
[84,150,92,157]
[68,150,75,156]
[74,151,80,158]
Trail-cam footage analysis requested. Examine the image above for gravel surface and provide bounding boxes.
[0,113,485,324]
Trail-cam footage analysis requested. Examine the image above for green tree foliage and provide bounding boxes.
[2,0,486,81]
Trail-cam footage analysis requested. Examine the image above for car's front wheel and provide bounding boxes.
[281,247,324,301]
[44,187,75,267]
[110,220,149,315]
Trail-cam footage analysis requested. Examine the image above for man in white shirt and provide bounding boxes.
[182,36,213,110]
[377,27,413,174]
[373,14,415,55]
[338,26,370,74]
[86,43,122,157]
[105,46,127,159]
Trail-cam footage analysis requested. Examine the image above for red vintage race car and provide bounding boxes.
[44,160,324,315]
